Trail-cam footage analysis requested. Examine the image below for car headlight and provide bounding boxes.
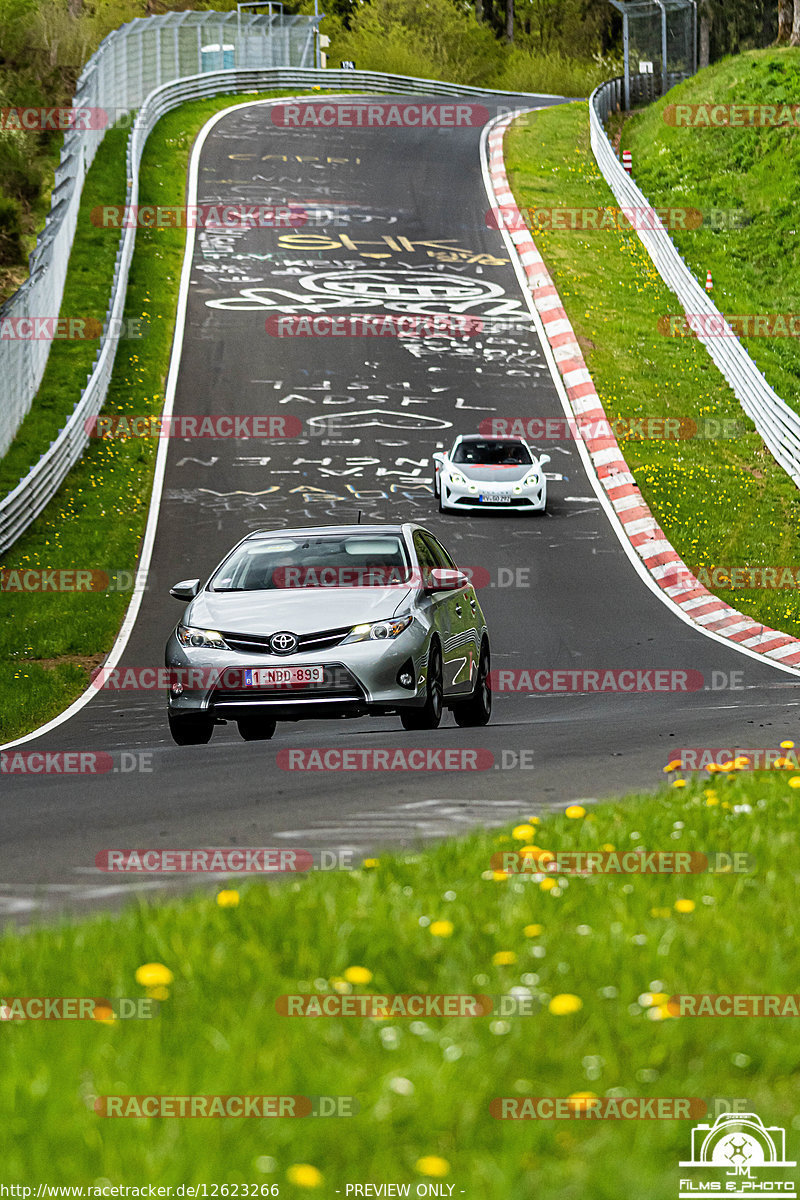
[514,469,542,493]
[448,470,467,485]
[342,613,413,644]
[176,624,228,650]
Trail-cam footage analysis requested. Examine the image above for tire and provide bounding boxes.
[401,643,443,730]
[237,716,277,741]
[452,641,491,727]
[168,711,214,745]
[438,486,445,512]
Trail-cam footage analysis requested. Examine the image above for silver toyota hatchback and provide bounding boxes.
[165,523,491,744]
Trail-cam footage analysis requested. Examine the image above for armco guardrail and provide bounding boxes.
[0,13,320,462]
[0,69,543,556]
[590,76,800,490]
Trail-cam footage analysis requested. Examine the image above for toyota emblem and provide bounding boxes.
[270,631,298,655]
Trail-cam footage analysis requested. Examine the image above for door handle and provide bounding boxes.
[455,605,463,617]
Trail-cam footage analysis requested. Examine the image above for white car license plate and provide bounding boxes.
[244,666,324,687]
[479,493,511,503]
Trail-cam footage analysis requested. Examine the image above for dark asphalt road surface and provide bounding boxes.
[2,95,798,922]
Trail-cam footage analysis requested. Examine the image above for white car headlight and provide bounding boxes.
[176,625,228,650]
[342,613,413,644]
[448,470,467,485]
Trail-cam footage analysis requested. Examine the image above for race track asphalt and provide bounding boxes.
[2,94,797,921]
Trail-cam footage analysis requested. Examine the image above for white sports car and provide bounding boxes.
[432,435,550,513]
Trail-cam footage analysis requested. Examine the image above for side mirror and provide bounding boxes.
[170,578,200,601]
[425,567,470,592]
[538,454,551,466]
[432,452,445,466]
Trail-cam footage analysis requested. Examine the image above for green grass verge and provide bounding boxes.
[504,90,800,639]
[0,89,342,746]
[0,768,797,1193]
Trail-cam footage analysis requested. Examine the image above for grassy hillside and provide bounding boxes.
[622,48,800,412]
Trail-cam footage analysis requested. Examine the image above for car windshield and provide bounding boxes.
[452,440,533,466]
[209,534,413,591]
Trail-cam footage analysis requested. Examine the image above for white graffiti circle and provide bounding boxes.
[206,268,524,315]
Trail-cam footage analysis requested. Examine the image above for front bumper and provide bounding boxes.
[165,626,429,720]
[442,478,546,511]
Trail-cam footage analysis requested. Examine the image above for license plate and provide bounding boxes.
[243,666,324,687]
[479,493,511,503]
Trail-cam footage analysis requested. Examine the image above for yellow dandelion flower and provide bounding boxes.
[430,920,454,938]
[415,1157,450,1178]
[216,889,239,908]
[512,824,535,841]
[343,966,372,985]
[567,1091,599,1112]
[135,963,173,988]
[540,877,557,891]
[548,993,582,1015]
[492,950,518,966]
[286,1165,323,1188]
[663,759,682,772]
[780,740,794,749]
[674,899,695,913]
[789,777,800,789]
[523,924,543,937]
[565,805,586,819]
[362,858,379,869]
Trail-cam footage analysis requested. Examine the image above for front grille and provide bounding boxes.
[222,626,351,655]
[454,496,535,507]
[212,664,364,706]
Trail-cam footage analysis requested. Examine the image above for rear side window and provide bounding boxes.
[422,533,456,570]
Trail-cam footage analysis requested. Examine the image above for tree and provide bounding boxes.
[505,0,512,41]
[777,0,792,40]
[791,0,800,44]
[699,0,712,65]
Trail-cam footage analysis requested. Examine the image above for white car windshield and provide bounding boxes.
[209,535,413,591]
[452,440,533,466]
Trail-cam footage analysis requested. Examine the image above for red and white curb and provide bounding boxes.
[487,116,800,670]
